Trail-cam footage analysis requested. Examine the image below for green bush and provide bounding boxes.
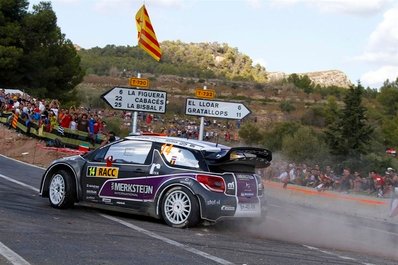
[238,122,263,145]
[281,126,329,164]
[279,100,296,113]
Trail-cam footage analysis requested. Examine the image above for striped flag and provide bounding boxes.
[135,5,161,61]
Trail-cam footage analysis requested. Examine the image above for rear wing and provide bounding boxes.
[205,147,272,173]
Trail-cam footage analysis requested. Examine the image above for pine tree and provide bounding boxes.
[324,82,373,157]
[0,0,83,98]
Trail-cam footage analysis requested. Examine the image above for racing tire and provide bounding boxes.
[160,186,200,228]
[48,170,76,209]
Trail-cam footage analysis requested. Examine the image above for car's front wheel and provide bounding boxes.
[161,186,200,228]
[48,170,76,209]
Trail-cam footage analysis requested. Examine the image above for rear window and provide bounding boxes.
[161,144,200,169]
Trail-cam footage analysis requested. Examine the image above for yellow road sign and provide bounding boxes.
[195,88,216,99]
[129,77,149,88]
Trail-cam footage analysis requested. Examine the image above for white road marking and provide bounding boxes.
[100,214,234,265]
[0,174,39,193]
[0,154,45,170]
[303,245,375,265]
[0,242,31,265]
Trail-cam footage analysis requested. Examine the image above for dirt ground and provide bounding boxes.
[0,124,69,168]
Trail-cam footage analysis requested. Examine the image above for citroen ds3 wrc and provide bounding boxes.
[39,136,272,228]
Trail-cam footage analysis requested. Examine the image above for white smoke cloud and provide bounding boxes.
[361,66,398,87]
[356,5,398,87]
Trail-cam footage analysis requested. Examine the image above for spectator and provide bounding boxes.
[353,171,363,192]
[70,114,78,130]
[87,114,95,144]
[369,170,384,197]
[339,168,353,192]
[101,131,116,147]
[278,165,289,189]
[59,109,72,129]
[288,163,297,184]
[77,113,89,132]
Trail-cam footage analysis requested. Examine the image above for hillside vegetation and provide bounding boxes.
[78,41,267,82]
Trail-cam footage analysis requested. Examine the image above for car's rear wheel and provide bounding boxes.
[48,170,76,209]
[161,186,200,228]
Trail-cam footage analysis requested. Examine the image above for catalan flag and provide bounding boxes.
[135,5,161,61]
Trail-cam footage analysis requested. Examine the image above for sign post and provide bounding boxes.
[185,98,251,120]
[102,74,167,135]
[198,86,207,141]
[195,88,216,99]
[101,87,167,113]
[129,77,149,88]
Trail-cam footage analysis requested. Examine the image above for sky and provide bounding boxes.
[29,0,398,89]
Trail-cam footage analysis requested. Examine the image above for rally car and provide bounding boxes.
[39,136,272,228]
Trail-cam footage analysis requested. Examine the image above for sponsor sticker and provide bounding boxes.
[221,205,235,211]
[207,199,221,205]
[111,183,153,195]
[87,166,119,178]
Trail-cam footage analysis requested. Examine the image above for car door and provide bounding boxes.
[82,140,153,207]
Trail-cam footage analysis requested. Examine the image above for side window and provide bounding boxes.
[105,141,152,164]
[161,144,200,169]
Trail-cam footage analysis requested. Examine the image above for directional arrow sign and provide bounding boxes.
[185,98,250,120]
[101,87,167,113]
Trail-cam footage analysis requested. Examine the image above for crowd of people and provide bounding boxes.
[0,89,240,146]
[0,89,115,146]
[265,162,398,198]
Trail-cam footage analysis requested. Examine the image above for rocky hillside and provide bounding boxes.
[267,70,352,88]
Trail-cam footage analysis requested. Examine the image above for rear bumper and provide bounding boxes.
[197,193,267,222]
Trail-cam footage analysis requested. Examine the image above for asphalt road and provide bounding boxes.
[0,154,397,265]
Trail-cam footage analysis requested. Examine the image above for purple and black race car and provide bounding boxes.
[39,136,272,228]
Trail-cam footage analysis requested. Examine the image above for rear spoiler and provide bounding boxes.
[205,147,272,173]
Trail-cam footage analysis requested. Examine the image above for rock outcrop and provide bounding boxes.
[268,70,352,88]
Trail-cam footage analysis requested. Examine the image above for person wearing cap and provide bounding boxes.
[384,168,396,195]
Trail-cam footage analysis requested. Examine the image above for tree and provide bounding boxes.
[287,73,314,93]
[238,122,263,145]
[0,1,84,99]
[377,78,398,116]
[0,0,28,86]
[324,82,373,157]
[282,126,329,163]
[261,122,301,151]
[323,96,339,125]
